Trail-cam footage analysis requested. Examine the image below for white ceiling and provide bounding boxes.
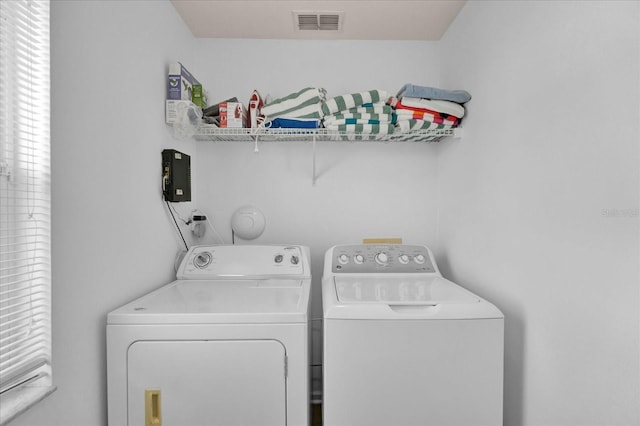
[170,1,466,41]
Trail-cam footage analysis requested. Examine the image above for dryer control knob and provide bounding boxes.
[290,255,299,265]
[194,251,213,269]
[375,252,389,265]
[354,254,365,264]
[338,254,349,265]
[398,254,410,264]
[414,254,426,264]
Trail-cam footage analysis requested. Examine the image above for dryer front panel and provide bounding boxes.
[127,340,286,426]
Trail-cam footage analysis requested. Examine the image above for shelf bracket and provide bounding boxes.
[254,133,260,153]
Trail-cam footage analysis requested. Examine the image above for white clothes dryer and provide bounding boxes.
[322,244,504,426]
[107,245,311,426]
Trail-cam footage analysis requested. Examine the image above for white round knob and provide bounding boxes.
[398,254,410,264]
[375,252,389,265]
[354,254,365,264]
[194,252,212,269]
[414,254,426,264]
[338,254,349,264]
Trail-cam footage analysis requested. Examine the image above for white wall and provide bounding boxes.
[10,1,196,425]
[12,2,443,425]
[437,2,640,426]
[12,1,639,426]
[191,39,442,395]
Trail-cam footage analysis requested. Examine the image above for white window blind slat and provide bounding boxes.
[1,333,48,365]
[0,265,50,277]
[0,246,50,257]
[0,282,48,293]
[0,309,49,334]
[0,295,49,316]
[0,0,54,423]
[1,234,50,242]
[0,292,48,310]
[0,321,49,347]
[0,305,50,327]
[0,281,49,295]
[1,231,50,242]
[0,315,49,337]
[1,244,50,252]
[0,284,47,297]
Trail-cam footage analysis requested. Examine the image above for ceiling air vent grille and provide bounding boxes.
[293,11,344,32]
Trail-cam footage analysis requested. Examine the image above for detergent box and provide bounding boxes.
[219,102,247,128]
[191,84,207,108]
[165,100,196,124]
[167,62,200,101]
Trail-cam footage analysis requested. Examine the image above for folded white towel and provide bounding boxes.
[399,97,465,118]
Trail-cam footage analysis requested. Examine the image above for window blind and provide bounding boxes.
[0,0,53,423]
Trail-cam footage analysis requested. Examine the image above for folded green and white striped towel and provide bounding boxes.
[322,90,389,115]
[389,133,446,142]
[395,119,453,133]
[345,104,393,115]
[261,87,327,120]
[324,123,395,134]
[324,112,395,125]
[324,118,386,126]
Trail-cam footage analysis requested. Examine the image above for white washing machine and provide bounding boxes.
[107,245,311,426]
[322,244,504,426]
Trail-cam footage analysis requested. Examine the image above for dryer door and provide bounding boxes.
[127,340,286,426]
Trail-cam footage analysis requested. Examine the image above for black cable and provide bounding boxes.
[231,229,235,245]
[166,200,188,251]
[168,201,189,225]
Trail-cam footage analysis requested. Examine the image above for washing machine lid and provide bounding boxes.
[325,276,502,320]
[107,279,310,324]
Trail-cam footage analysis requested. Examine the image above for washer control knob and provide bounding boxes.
[398,254,410,264]
[338,254,349,265]
[274,254,284,264]
[375,252,389,265]
[194,251,213,269]
[290,255,299,265]
[354,254,365,264]
[414,254,426,264]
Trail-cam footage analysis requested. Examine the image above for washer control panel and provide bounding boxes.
[178,245,307,279]
[331,244,436,274]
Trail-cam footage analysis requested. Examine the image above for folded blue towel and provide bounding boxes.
[266,117,320,128]
[396,84,471,104]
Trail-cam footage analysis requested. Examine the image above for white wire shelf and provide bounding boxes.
[190,125,463,185]
[193,125,459,142]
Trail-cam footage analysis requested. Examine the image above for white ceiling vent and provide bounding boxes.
[293,11,344,32]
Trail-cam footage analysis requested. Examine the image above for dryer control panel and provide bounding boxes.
[330,244,437,274]
[177,245,309,279]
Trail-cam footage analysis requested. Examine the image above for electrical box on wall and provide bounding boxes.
[162,149,191,202]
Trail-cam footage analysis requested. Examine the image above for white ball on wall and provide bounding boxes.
[230,205,266,240]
